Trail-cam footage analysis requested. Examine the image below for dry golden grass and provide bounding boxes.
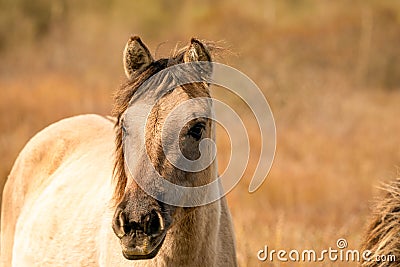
[1,1,400,266]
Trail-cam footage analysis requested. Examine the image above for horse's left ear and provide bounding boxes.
[183,38,212,63]
[123,36,154,79]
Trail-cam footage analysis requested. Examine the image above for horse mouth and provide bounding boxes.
[122,233,166,260]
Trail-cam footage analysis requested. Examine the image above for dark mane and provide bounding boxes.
[111,42,221,205]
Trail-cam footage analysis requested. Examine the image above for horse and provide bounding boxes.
[0,36,237,266]
[361,177,400,266]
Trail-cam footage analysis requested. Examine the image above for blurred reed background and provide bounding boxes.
[1,0,400,266]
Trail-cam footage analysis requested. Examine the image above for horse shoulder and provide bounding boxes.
[1,114,114,266]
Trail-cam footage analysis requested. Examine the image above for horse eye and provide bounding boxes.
[188,123,205,141]
[121,124,127,138]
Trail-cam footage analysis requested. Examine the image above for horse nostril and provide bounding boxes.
[113,207,164,238]
[144,210,163,236]
[112,208,128,238]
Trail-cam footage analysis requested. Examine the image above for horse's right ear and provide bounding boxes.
[123,36,154,79]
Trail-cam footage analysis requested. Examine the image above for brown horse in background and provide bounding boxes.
[361,178,400,266]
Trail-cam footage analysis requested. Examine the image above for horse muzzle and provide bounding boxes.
[112,208,168,260]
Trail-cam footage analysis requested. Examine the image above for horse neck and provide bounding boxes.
[161,161,221,265]
[162,199,222,265]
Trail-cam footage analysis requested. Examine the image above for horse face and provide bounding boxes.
[112,36,214,260]
[112,89,214,260]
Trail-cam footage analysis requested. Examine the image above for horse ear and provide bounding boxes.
[123,36,154,79]
[183,38,211,63]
